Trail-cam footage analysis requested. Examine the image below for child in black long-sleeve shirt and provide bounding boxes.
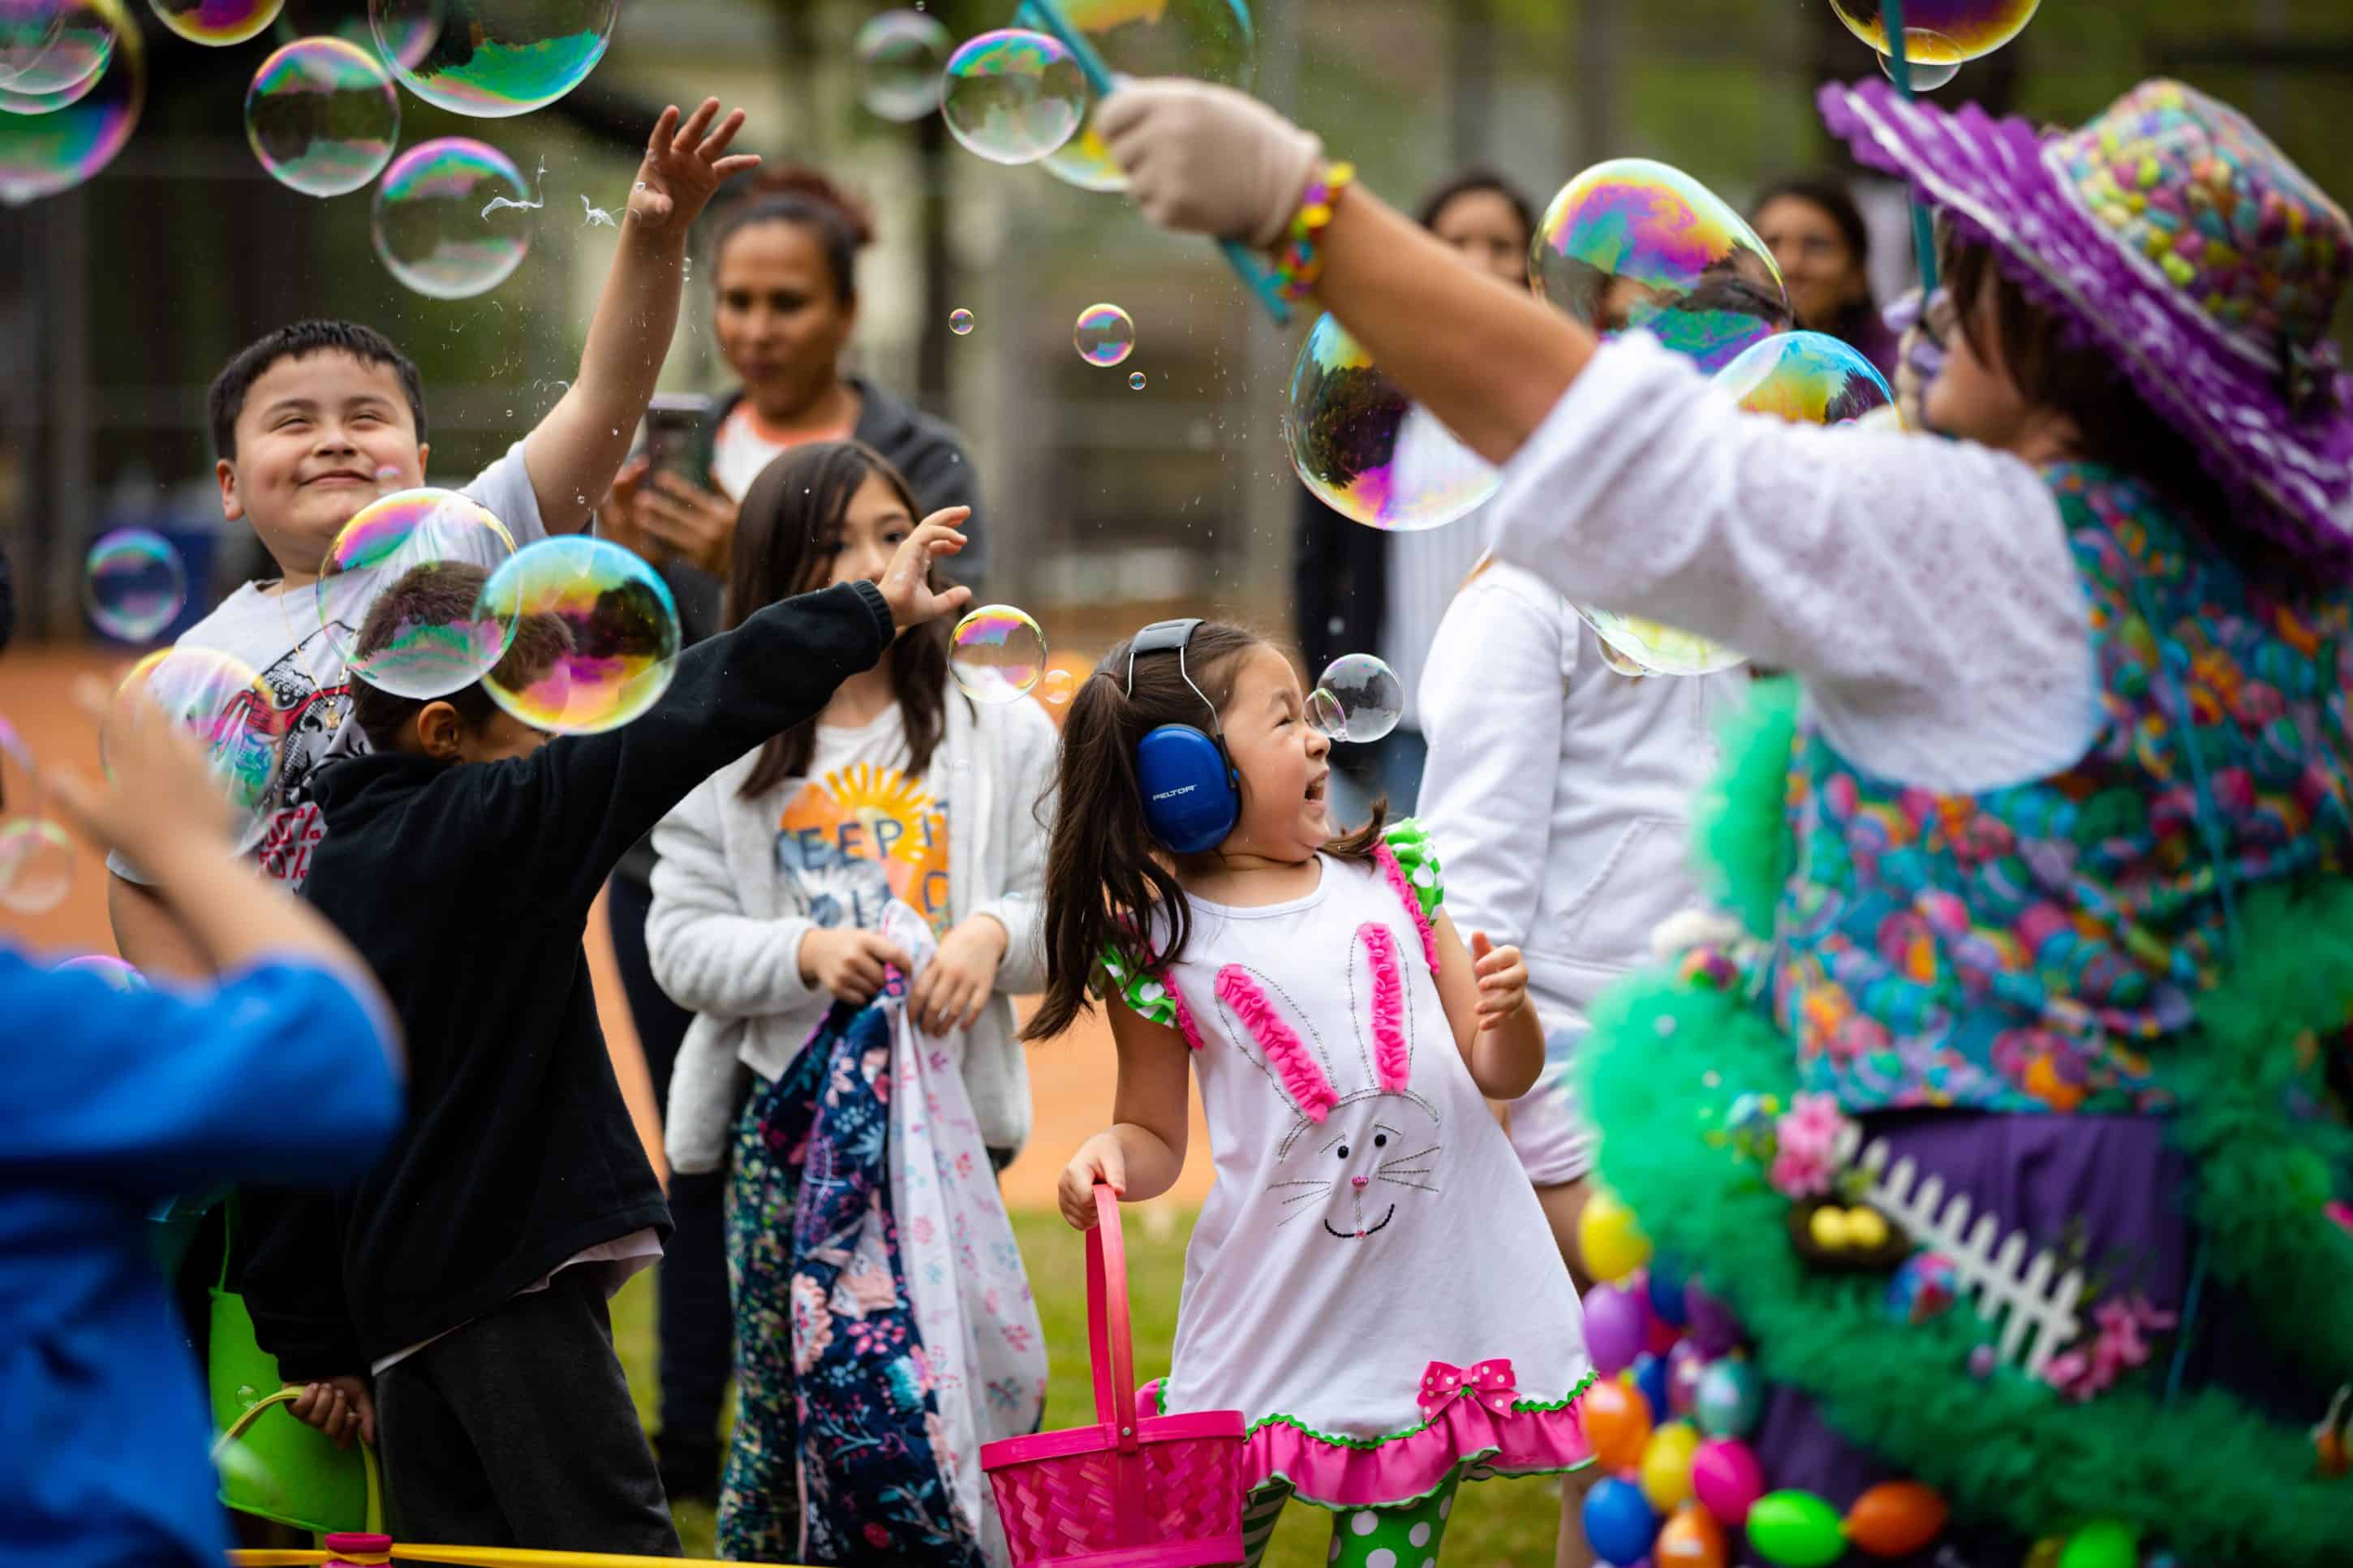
[240,513,972,1552]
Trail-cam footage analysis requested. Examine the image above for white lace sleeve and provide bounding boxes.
[1488,333,2100,793]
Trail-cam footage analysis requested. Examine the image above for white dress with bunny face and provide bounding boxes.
[1103,823,1593,1506]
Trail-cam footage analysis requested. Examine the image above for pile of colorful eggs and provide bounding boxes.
[1574,1191,1950,1567]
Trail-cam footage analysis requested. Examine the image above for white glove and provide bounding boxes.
[1095,79,1325,248]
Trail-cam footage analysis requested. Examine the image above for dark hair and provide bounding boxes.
[1024,624,1387,1043]
[729,440,955,798]
[346,561,572,753]
[1942,238,2232,536]
[1752,176,1880,342]
[707,165,875,307]
[209,320,427,462]
[1417,167,1537,247]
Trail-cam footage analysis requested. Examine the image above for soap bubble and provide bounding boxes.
[148,0,284,46]
[1041,0,1255,193]
[0,716,72,914]
[1039,668,1075,706]
[949,307,974,336]
[1317,653,1404,743]
[112,647,288,814]
[1073,303,1135,367]
[950,604,1046,705]
[940,28,1085,168]
[1714,330,1898,428]
[1129,372,1146,391]
[854,8,949,123]
[277,0,439,70]
[59,952,144,990]
[1306,686,1345,740]
[0,1,111,96]
[318,488,520,699]
[474,536,682,734]
[371,0,615,118]
[1287,313,1499,533]
[1876,28,1963,89]
[1577,609,1746,678]
[0,0,139,204]
[372,136,531,299]
[1532,158,1790,375]
[82,528,186,642]
[1598,641,1649,678]
[1830,0,2040,66]
[246,36,399,199]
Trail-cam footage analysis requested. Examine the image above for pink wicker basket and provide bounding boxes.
[982,1185,1245,1567]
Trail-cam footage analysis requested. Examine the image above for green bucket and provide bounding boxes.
[208,1195,378,1535]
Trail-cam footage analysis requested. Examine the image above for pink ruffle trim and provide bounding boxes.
[1360,921,1411,1093]
[1373,841,1441,977]
[1160,969,1207,1051]
[1217,963,1338,1120]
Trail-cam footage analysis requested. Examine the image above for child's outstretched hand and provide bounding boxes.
[1057,1136,1126,1231]
[286,1375,376,1450]
[626,99,760,239]
[1470,930,1530,1033]
[880,509,974,632]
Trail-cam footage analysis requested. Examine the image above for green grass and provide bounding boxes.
[613,1206,1564,1566]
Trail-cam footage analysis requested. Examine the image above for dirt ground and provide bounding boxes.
[0,641,1212,1215]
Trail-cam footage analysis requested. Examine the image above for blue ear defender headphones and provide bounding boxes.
[1128,618,1241,855]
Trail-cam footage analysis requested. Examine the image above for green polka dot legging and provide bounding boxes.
[1237,1476,1460,1568]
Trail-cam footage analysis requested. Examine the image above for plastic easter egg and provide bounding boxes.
[1583,1477,1663,1566]
[1584,1280,1650,1376]
[1632,1352,1673,1424]
[1653,1504,1729,1567]
[1638,1421,1702,1512]
[1843,1480,1950,1557]
[1744,1491,1846,1568]
[1885,1252,1961,1325]
[1693,1358,1763,1438]
[1666,1338,1710,1415]
[1583,1376,1655,1472]
[2057,1520,2140,1568]
[1580,1188,1654,1282]
[1690,1438,1765,1527]
[1684,1279,1744,1355]
[1648,1257,1692,1325]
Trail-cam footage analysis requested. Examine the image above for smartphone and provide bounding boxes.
[642,393,709,485]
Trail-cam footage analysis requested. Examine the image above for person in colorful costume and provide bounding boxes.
[1088,68,2353,1568]
[1032,621,1593,1568]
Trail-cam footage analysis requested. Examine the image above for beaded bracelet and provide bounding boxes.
[1271,161,1356,304]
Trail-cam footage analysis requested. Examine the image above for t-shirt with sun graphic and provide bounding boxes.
[774,706,952,939]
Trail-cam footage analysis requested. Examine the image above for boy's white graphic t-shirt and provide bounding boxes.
[108,444,545,891]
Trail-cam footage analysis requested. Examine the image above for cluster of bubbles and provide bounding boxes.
[149,0,283,48]
[1073,303,1135,367]
[1284,314,1499,533]
[854,8,952,124]
[245,33,400,199]
[83,527,187,642]
[1830,0,2042,92]
[472,536,682,734]
[318,488,520,698]
[372,0,616,118]
[940,28,1086,168]
[949,604,1047,705]
[0,0,143,208]
[0,715,72,914]
[372,136,532,299]
[1309,653,1403,744]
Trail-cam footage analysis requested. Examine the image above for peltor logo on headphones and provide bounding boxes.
[1151,784,1198,801]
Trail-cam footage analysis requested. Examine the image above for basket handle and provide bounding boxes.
[1085,1184,1139,1451]
[211,1386,385,1534]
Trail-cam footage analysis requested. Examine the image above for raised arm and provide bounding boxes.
[525,100,760,535]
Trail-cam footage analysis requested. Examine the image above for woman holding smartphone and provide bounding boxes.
[595,164,987,1509]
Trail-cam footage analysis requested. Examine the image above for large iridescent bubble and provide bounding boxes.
[475,537,682,734]
[370,0,614,118]
[1039,0,1255,193]
[111,647,288,815]
[951,605,1047,705]
[278,0,440,71]
[148,0,284,47]
[371,137,531,299]
[1830,0,2040,73]
[1714,330,1899,428]
[0,1,112,96]
[318,488,521,698]
[1531,158,1790,375]
[0,0,138,205]
[1286,313,1498,534]
[940,28,1086,167]
[246,35,399,199]
[854,8,950,123]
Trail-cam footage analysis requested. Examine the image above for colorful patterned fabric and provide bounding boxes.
[1772,463,2353,1114]
[720,997,983,1567]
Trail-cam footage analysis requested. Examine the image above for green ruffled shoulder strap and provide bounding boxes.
[1381,816,1445,926]
[1095,940,1181,1033]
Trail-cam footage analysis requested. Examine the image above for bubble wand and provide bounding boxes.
[1015,0,1294,326]
[1879,0,1942,296]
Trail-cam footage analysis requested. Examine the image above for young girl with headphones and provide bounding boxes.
[1032,619,1594,1568]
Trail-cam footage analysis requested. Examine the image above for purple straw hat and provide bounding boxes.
[1820,78,2353,568]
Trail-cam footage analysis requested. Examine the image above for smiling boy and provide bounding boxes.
[108,100,759,978]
